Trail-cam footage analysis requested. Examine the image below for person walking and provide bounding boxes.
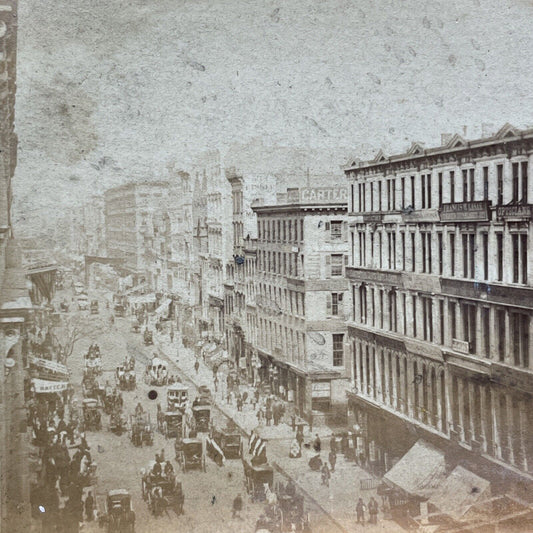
[356,498,367,525]
[313,434,321,453]
[84,491,94,522]
[232,494,243,519]
[321,463,331,487]
[328,449,337,473]
[194,360,200,375]
[368,497,379,524]
[265,405,272,426]
[329,434,337,454]
[214,375,218,393]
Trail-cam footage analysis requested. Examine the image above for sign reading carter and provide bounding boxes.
[299,187,348,203]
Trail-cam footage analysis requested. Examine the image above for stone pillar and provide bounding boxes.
[445,370,454,434]
[506,394,515,465]
[436,370,444,433]
[361,343,368,396]
[519,400,529,472]
[475,307,483,357]
[489,307,497,360]
[504,311,512,364]
[407,358,415,418]
[369,347,376,400]
[375,349,383,403]
[355,341,362,392]
[391,352,398,409]
[479,384,488,453]
[383,349,390,406]
[457,376,466,442]
[467,380,476,443]
[491,389,502,460]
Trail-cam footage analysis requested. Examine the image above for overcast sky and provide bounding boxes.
[13,0,533,233]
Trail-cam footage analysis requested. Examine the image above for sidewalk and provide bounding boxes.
[154,329,404,533]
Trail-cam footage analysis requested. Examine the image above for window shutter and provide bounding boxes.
[325,221,330,231]
[325,255,331,278]
[326,293,332,316]
[342,220,348,241]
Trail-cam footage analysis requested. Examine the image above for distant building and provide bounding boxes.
[104,181,169,282]
[344,124,533,497]
[252,185,351,422]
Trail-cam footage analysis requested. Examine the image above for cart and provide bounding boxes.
[192,404,211,433]
[97,489,135,533]
[176,438,206,472]
[109,410,127,435]
[144,357,168,386]
[143,329,153,345]
[82,398,102,431]
[167,383,189,411]
[211,427,243,459]
[130,414,153,447]
[141,464,184,516]
[242,458,274,502]
[160,411,185,439]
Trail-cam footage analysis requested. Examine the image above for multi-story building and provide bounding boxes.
[224,169,277,379]
[252,185,351,422]
[104,181,169,283]
[0,1,33,529]
[344,124,533,496]
[80,195,106,256]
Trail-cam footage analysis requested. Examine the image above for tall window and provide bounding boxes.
[437,232,443,275]
[401,231,406,270]
[421,173,431,208]
[482,307,490,357]
[333,334,344,367]
[378,181,383,211]
[421,297,433,341]
[496,309,506,361]
[389,290,397,332]
[483,166,489,201]
[462,233,475,279]
[410,175,415,207]
[522,161,529,202]
[412,295,418,337]
[411,233,416,272]
[512,233,528,284]
[511,312,530,368]
[329,292,343,316]
[450,170,455,203]
[513,162,520,202]
[449,301,457,340]
[388,232,396,269]
[462,303,477,354]
[438,172,443,206]
[370,183,374,211]
[358,184,362,212]
[421,232,432,273]
[378,232,383,269]
[496,233,503,281]
[497,164,504,205]
[401,177,405,208]
[331,254,344,277]
[359,285,367,324]
[359,231,366,266]
[482,232,489,280]
[330,221,342,240]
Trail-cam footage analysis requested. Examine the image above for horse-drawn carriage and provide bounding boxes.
[109,409,127,435]
[175,438,206,472]
[141,463,184,516]
[103,386,122,414]
[130,413,153,447]
[143,329,153,345]
[242,458,274,503]
[82,398,102,431]
[167,383,188,411]
[85,344,103,375]
[116,365,136,391]
[210,427,243,459]
[144,357,168,387]
[159,411,185,439]
[82,373,103,400]
[97,489,135,533]
[192,404,211,433]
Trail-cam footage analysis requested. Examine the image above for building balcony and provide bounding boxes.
[440,200,491,222]
[441,277,533,307]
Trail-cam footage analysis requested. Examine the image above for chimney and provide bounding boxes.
[441,133,453,146]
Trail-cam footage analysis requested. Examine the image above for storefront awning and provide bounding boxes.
[155,298,172,316]
[29,356,68,376]
[428,466,490,520]
[383,439,446,499]
[31,378,69,394]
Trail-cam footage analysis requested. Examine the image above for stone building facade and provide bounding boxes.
[344,124,533,495]
[252,186,351,422]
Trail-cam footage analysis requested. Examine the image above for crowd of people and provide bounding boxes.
[28,393,97,532]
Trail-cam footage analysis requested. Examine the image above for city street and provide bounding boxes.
[52,283,398,533]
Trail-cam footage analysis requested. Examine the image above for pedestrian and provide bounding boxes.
[265,406,272,426]
[84,491,94,522]
[289,437,301,458]
[313,434,321,453]
[329,434,337,454]
[256,407,264,425]
[194,360,200,375]
[296,426,304,450]
[328,450,337,473]
[368,496,379,524]
[232,494,243,519]
[227,391,232,405]
[321,463,331,486]
[214,375,218,393]
[356,498,367,524]
[236,397,243,412]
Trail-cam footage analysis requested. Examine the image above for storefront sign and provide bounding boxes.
[496,205,533,220]
[440,201,490,222]
[452,339,470,354]
[300,187,348,204]
[31,378,69,394]
[29,356,68,376]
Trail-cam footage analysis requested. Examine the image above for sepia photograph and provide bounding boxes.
[1,0,533,532]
